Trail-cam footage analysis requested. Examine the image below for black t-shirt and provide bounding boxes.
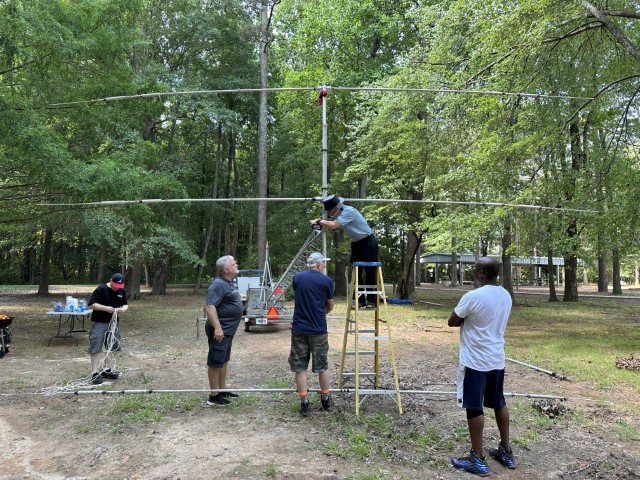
[88,283,128,323]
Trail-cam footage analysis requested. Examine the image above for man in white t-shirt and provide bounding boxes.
[448,257,516,476]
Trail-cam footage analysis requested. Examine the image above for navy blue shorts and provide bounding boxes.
[456,365,506,410]
[206,334,234,368]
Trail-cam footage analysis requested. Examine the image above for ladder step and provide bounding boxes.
[344,351,376,356]
[342,372,376,377]
[348,329,376,333]
[359,336,388,341]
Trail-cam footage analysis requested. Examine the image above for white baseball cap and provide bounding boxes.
[307,252,331,267]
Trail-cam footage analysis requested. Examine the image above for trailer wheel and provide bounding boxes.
[244,322,250,332]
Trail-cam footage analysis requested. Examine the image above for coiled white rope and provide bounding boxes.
[38,310,129,396]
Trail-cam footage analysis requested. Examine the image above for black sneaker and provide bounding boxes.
[90,372,103,385]
[300,399,311,415]
[321,394,331,411]
[220,391,239,398]
[101,369,119,379]
[207,394,230,406]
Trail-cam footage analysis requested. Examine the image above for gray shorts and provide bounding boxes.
[288,333,329,373]
[88,321,122,354]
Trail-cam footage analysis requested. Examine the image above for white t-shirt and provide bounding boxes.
[454,285,512,371]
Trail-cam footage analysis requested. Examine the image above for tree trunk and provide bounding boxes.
[20,247,36,284]
[598,254,608,292]
[547,249,558,302]
[37,227,53,296]
[450,237,457,287]
[473,240,480,289]
[612,246,622,295]
[563,217,579,301]
[562,117,587,302]
[397,231,421,299]
[194,122,222,294]
[501,225,514,299]
[151,261,168,295]
[126,258,142,300]
[144,261,152,288]
[415,243,421,287]
[563,254,579,301]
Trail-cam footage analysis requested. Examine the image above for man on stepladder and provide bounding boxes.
[288,252,334,415]
[311,194,378,308]
[447,257,516,476]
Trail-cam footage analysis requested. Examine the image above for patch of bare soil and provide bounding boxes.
[0,286,638,479]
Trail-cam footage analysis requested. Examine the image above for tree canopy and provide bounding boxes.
[1,0,639,300]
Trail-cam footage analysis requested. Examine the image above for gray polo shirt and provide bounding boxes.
[206,276,243,335]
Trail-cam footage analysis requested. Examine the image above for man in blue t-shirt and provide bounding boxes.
[288,252,334,415]
[311,194,379,308]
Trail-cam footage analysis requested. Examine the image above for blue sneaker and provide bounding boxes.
[451,449,489,477]
[489,444,516,469]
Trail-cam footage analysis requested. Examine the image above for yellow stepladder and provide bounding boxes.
[338,261,402,415]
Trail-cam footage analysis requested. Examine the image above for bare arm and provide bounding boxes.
[313,218,342,230]
[325,298,334,313]
[88,302,128,314]
[447,310,464,328]
[205,304,224,341]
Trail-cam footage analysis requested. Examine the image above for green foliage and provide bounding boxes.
[3,0,640,292]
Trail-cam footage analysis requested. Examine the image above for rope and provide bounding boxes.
[37,310,127,396]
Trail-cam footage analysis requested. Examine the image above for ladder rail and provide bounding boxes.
[339,261,402,415]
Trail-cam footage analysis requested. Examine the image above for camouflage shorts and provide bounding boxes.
[288,333,329,373]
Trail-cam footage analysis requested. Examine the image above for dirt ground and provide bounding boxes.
[0,285,638,480]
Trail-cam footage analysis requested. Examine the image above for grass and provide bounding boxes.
[319,287,640,469]
[263,464,278,477]
[614,418,640,441]
[107,393,200,432]
[413,287,640,392]
[3,284,639,476]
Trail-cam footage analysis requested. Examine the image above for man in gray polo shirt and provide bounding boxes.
[205,255,243,405]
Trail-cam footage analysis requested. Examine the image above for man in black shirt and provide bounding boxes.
[87,273,129,384]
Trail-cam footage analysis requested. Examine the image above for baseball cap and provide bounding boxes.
[110,273,125,288]
[307,252,331,267]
